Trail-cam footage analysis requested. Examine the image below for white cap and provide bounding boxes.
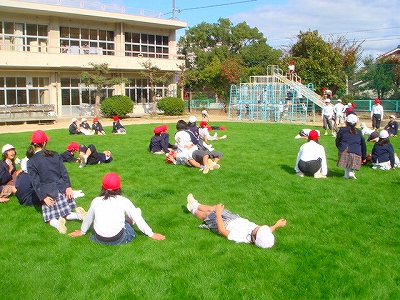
[2,144,15,154]
[255,225,275,248]
[347,103,352,107]
[379,130,389,139]
[346,114,358,124]
[188,116,197,123]
[81,118,87,122]
[324,99,331,103]
[72,118,78,122]
[337,99,342,102]
[390,115,396,119]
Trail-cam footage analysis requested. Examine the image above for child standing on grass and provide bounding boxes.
[27,130,86,234]
[186,194,286,248]
[69,172,166,245]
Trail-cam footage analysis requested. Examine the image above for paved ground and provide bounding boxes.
[0,110,372,134]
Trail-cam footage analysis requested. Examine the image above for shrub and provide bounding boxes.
[100,95,133,117]
[341,94,354,105]
[157,97,185,115]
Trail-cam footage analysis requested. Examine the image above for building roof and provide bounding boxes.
[378,45,400,59]
[1,0,187,30]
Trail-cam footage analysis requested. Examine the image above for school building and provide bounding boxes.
[0,0,187,118]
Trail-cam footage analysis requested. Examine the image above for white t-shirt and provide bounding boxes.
[81,195,154,238]
[295,140,328,175]
[226,217,259,244]
[198,127,210,139]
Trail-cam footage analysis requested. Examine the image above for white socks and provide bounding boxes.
[49,218,59,229]
[65,212,80,221]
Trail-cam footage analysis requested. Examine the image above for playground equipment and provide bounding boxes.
[228,65,324,123]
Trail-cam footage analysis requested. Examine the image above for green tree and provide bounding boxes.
[140,60,172,115]
[359,55,399,99]
[178,18,281,105]
[80,63,130,117]
[283,30,362,96]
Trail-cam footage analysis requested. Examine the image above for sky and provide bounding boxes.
[113,0,400,58]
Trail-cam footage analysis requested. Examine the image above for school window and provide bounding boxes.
[60,27,115,55]
[0,21,48,52]
[0,77,49,105]
[124,32,169,58]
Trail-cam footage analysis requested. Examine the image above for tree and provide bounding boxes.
[359,55,399,99]
[80,63,129,117]
[178,18,281,105]
[283,30,362,96]
[140,60,172,115]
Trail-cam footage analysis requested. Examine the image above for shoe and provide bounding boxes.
[214,132,218,138]
[78,154,86,168]
[314,173,327,178]
[212,163,221,170]
[79,162,86,168]
[348,172,357,179]
[220,135,227,139]
[75,207,87,221]
[296,171,304,177]
[187,194,198,212]
[332,133,337,137]
[203,159,214,174]
[58,217,67,234]
[324,132,328,136]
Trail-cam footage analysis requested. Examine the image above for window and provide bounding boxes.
[0,76,49,105]
[0,21,48,52]
[60,27,115,55]
[125,32,169,58]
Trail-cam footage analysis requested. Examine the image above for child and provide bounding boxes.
[60,142,80,163]
[79,118,94,135]
[198,121,227,144]
[371,130,396,170]
[0,144,19,202]
[78,144,113,168]
[149,125,174,154]
[202,109,209,122]
[27,130,86,234]
[15,157,40,206]
[371,98,384,130]
[112,116,126,134]
[92,117,106,135]
[166,149,222,174]
[384,115,398,137]
[69,118,82,135]
[68,172,166,245]
[186,194,286,248]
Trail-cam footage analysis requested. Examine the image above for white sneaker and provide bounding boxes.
[220,135,227,139]
[348,172,357,179]
[75,207,87,221]
[314,172,327,178]
[324,132,328,136]
[214,132,218,138]
[187,194,198,212]
[203,159,214,174]
[296,171,304,177]
[58,217,67,234]
[212,163,220,170]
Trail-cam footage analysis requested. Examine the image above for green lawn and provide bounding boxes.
[0,122,399,299]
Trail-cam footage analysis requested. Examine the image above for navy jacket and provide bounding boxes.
[372,143,395,167]
[60,150,76,163]
[0,160,13,186]
[336,126,366,159]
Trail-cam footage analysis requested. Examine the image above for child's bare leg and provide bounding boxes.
[188,159,201,168]
[193,204,216,220]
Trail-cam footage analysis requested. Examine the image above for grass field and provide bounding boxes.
[0,121,399,299]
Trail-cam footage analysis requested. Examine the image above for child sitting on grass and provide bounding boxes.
[69,172,165,245]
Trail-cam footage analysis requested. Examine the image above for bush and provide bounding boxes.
[100,95,133,117]
[341,94,354,105]
[157,97,185,115]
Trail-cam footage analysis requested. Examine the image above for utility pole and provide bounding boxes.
[172,0,177,19]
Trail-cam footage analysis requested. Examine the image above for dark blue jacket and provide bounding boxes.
[15,172,40,206]
[60,150,76,163]
[384,120,398,136]
[372,143,395,167]
[336,126,366,159]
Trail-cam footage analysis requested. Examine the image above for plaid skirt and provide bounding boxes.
[42,192,77,222]
[0,172,16,197]
[337,149,362,170]
[199,209,240,234]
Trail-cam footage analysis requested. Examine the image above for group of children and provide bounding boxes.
[69,116,126,135]
[149,115,227,174]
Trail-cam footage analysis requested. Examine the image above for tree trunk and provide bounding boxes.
[94,90,101,117]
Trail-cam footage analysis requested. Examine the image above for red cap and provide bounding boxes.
[93,117,99,122]
[153,126,162,134]
[308,130,319,141]
[200,121,208,127]
[113,116,120,121]
[289,61,294,65]
[67,142,79,152]
[374,98,380,104]
[220,125,226,130]
[31,130,49,144]
[102,172,121,190]
[160,125,168,132]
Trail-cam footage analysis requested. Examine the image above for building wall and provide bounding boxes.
[0,1,186,116]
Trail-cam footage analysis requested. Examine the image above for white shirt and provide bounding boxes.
[174,130,196,159]
[322,104,334,117]
[362,127,374,135]
[81,195,154,238]
[333,103,345,116]
[371,104,383,117]
[294,140,328,175]
[226,217,259,244]
[198,127,210,139]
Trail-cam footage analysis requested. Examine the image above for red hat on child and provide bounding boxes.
[93,117,99,122]
[31,130,49,144]
[200,121,208,127]
[374,98,380,104]
[113,116,120,121]
[153,126,162,134]
[102,172,121,190]
[67,142,79,152]
[160,125,168,132]
[308,130,319,141]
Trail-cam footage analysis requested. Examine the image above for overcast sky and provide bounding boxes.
[115,0,400,58]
